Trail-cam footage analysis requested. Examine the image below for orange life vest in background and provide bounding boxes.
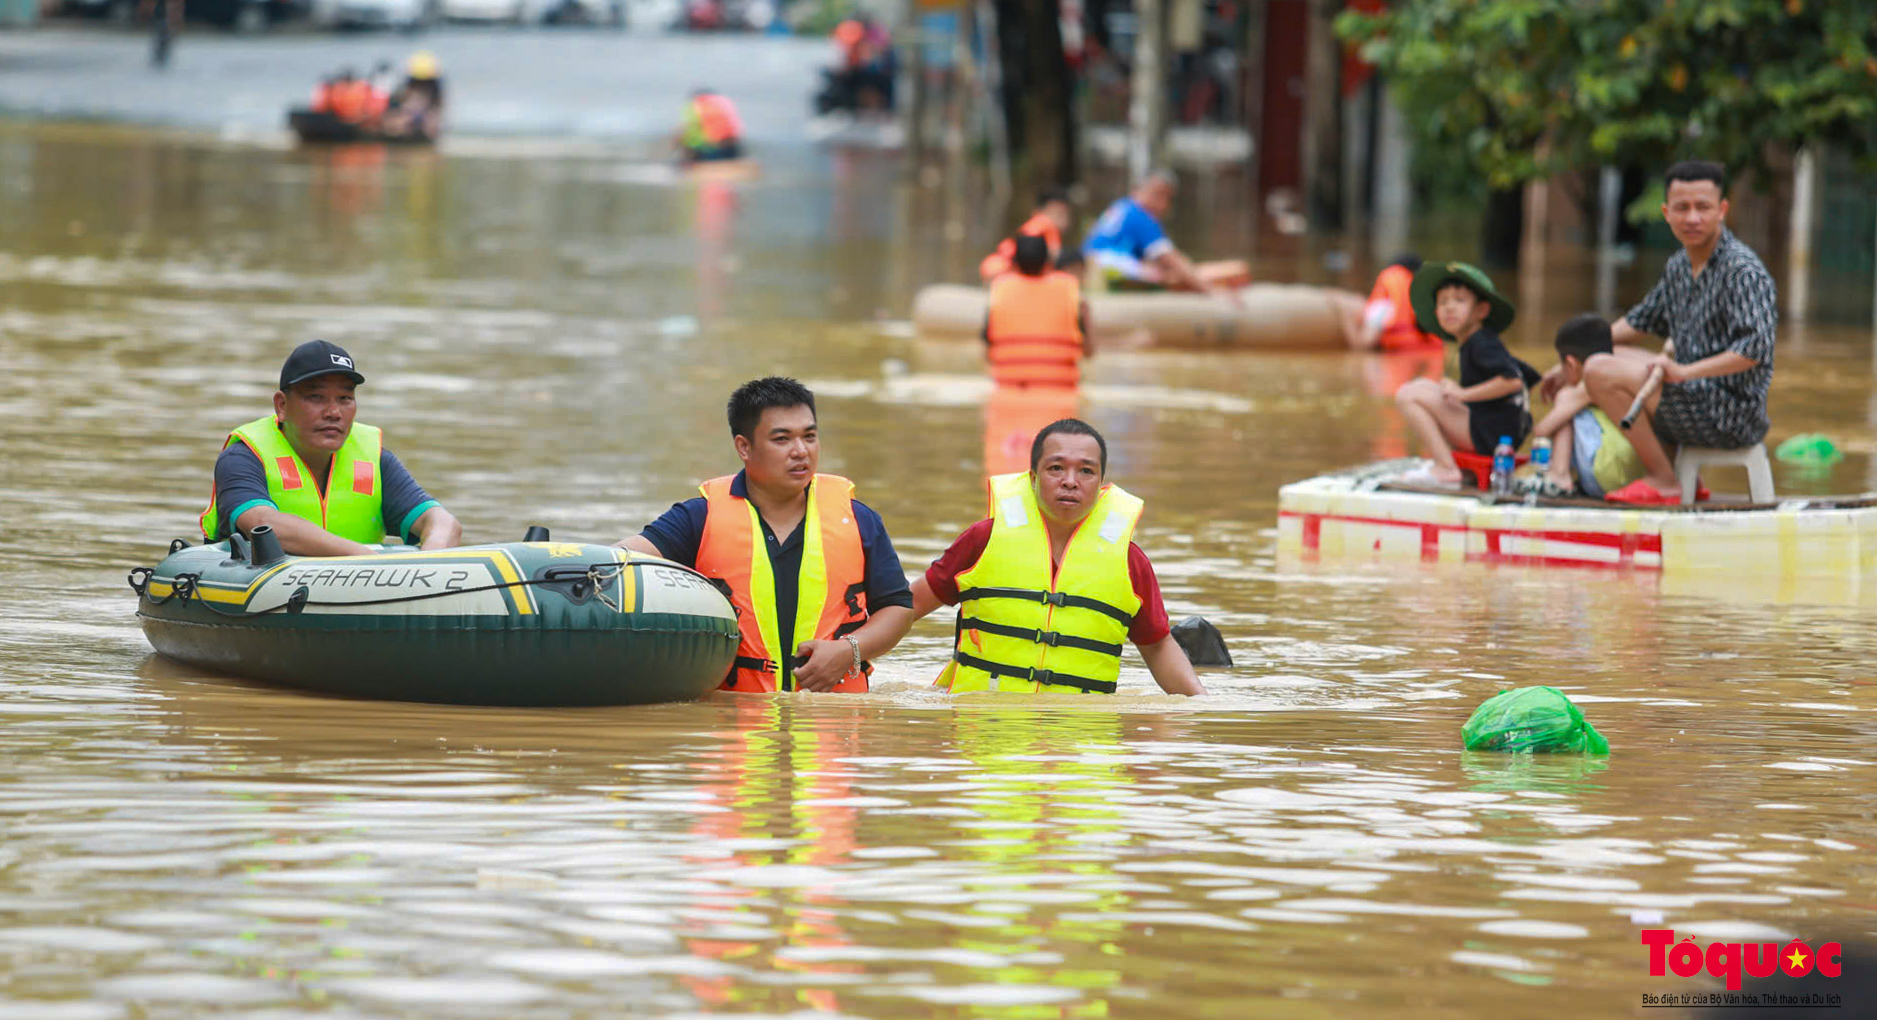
[985,270,1084,388]
[978,213,1065,282]
[1371,264,1440,351]
[361,84,389,122]
[693,93,742,145]
[695,473,871,693]
[329,80,373,123]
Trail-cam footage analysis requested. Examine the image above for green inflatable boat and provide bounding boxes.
[130,527,739,707]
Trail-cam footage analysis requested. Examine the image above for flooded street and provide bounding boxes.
[2,120,1876,1017]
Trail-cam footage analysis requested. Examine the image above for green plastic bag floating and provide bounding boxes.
[1462,686,1610,754]
[1775,433,1842,468]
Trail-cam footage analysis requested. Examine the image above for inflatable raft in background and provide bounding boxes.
[911,282,1364,350]
[1279,461,1877,596]
[131,529,738,707]
[288,109,434,146]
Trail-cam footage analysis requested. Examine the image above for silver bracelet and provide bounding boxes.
[844,634,862,677]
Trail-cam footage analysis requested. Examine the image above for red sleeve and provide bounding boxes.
[924,519,995,605]
[1126,543,1171,646]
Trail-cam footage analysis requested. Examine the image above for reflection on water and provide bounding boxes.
[2,122,1876,1016]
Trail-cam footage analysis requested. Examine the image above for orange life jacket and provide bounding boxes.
[834,19,865,67]
[1371,264,1440,351]
[362,84,389,121]
[985,270,1084,388]
[695,473,871,693]
[693,94,742,146]
[978,213,1065,282]
[331,81,374,123]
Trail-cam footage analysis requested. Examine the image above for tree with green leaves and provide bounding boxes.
[1338,0,1877,190]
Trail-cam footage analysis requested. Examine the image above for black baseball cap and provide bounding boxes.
[279,340,365,391]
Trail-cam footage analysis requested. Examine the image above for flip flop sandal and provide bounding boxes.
[1537,476,1578,499]
[1605,480,1679,505]
[1512,475,1577,498]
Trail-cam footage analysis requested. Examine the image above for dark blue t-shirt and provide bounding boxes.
[212,442,439,543]
[639,472,913,673]
[1457,327,1542,449]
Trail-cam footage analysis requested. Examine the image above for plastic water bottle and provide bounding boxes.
[1490,435,1515,495]
[1525,438,1552,505]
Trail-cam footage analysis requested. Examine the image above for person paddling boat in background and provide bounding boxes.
[381,52,445,141]
[908,418,1206,697]
[199,341,462,557]
[1081,170,1248,296]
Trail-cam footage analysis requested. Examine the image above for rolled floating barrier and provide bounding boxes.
[911,282,1365,351]
[131,537,739,707]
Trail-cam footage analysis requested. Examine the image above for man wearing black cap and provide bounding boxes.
[198,341,461,556]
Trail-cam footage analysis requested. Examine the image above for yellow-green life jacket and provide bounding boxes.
[936,472,1144,694]
[199,415,385,544]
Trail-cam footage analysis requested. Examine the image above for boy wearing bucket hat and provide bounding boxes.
[1392,261,1540,486]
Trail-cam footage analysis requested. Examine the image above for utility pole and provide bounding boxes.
[1242,0,1267,201]
[1127,0,1167,184]
[1300,0,1342,228]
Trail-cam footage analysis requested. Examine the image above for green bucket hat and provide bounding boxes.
[1411,260,1516,341]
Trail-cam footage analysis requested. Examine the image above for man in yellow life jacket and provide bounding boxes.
[200,341,462,557]
[617,377,914,693]
[680,87,744,163]
[908,419,1206,696]
[978,188,1074,283]
[982,234,1090,389]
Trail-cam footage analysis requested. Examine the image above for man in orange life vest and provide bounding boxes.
[1355,253,1442,351]
[982,234,1090,389]
[680,88,744,163]
[979,188,1075,283]
[617,377,914,693]
[908,418,1206,696]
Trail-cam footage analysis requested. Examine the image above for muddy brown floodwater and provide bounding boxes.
[1,123,1874,1019]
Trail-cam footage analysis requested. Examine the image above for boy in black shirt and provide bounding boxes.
[1392,261,1539,486]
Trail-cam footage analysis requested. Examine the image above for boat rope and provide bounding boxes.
[130,562,633,617]
[586,562,628,612]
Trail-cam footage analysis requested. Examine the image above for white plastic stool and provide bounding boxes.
[1675,444,1775,505]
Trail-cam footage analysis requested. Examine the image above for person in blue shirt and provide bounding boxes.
[1081,169,1249,294]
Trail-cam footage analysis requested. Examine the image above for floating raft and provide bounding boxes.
[911,282,1363,350]
[133,537,738,706]
[1277,461,1877,585]
[287,109,434,146]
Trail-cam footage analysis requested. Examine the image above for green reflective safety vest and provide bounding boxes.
[199,415,385,544]
[937,472,1144,695]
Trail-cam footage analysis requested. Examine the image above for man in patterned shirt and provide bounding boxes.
[1556,161,1777,504]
